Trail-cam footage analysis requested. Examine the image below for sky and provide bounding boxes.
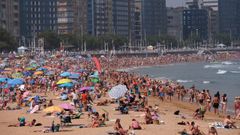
[166,0,186,7]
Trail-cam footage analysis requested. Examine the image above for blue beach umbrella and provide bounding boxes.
[7,78,24,86]
[60,72,71,77]
[0,78,9,83]
[37,67,48,71]
[46,71,55,76]
[23,71,32,77]
[69,73,80,79]
[58,82,74,88]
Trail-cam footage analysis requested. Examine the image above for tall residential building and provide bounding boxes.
[94,0,113,36]
[183,4,208,40]
[185,0,218,41]
[91,0,134,39]
[133,0,142,44]
[167,7,184,41]
[19,0,58,41]
[186,0,218,10]
[0,0,20,39]
[219,0,240,39]
[142,0,167,37]
[57,0,88,35]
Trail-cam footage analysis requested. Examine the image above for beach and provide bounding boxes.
[0,94,239,135]
[0,52,239,135]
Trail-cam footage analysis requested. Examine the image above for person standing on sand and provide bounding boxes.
[114,119,128,135]
[206,90,212,112]
[212,92,220,114]
[234,97,240,117]
[221,94,227,114]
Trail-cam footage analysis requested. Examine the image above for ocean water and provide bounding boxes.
[129,61,240,110]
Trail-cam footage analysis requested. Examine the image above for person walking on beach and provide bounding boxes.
[212,92,220,114]
[221,94,227,114]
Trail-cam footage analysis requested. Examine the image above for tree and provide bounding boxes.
[0,28,17,51]
[214,33,231,46]
[147,35,178,49]
[38,31,60,50]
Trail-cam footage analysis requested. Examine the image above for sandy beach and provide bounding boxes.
[0,52,240,135]
[0,92,239,135]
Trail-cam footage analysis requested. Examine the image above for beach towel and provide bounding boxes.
[208,122,225,128]
[30,105,39,114]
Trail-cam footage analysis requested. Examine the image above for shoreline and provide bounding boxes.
[116,59,239,114]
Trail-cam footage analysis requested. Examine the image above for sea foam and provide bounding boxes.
[216,69,227,74]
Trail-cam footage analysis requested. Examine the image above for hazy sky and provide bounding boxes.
[166,0,185,7]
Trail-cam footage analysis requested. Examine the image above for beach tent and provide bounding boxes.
[216,43,226,48]
[17,46,28,54]
[147,45,154,50]
[108,84,128,99]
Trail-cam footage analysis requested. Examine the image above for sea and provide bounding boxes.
[127,61,240,111]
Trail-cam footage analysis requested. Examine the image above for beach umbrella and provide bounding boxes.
[69,73,80,79]
[12,72,24,78]
[43,106,63,113]
[7,78,24,86]
[25,67,36,71]
[30,62,39,68]
[34,71,44,75]
[23,71,32,77]
[79,86,94,92]
[60,72,71,77]
[71,80,80,85]
[0,77,9,83]
[108,84,128,99]
[58,82,73,88]
[57,79,72,85]
[59,103,75,110]
[89,71,99,78]
[91,78,99,83]
[36,67,48,71]
[46,71,55,76]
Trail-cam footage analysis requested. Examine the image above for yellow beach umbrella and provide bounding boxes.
[57,79,72,85]
[12,72,24,78]
[43,106,63,113]
[34,71,44,75]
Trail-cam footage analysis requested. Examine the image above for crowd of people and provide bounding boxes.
[0,51,239,135]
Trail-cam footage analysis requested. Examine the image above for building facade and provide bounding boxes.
[186,0,218,42]
[19,0,58,41]
[167,7,184,41]
[183,7,208,40]
[0,0,20,39]
[219,0,240,39]
[57,0,88,35]
[142,0,167,37]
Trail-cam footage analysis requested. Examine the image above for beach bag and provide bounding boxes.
[153,120,160,125]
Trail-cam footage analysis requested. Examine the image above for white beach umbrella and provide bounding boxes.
[108,84,128,99]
